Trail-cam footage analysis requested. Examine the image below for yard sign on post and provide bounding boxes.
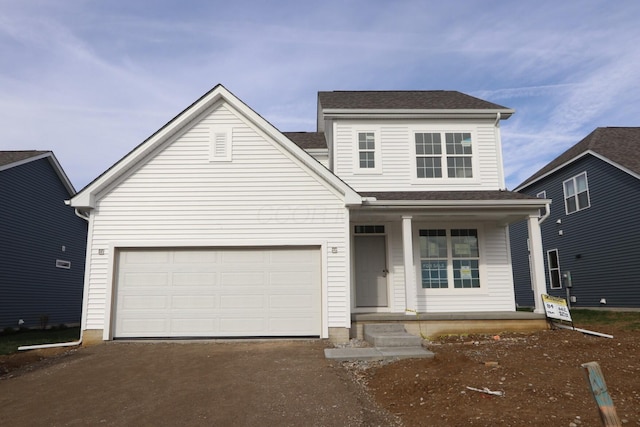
[541,294,573,328]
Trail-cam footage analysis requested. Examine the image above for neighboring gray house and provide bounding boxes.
[0,151,87,330]
[510,127,640,308]
[69,85,548,344]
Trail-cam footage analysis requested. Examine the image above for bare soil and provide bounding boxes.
[1,323,638,426]
[352,323,640,426]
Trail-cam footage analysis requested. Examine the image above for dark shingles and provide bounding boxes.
[360,190,539,201]
[318,91,511,111]
[283,132,328,149]
[0,151,49,168]
[517,127,640,189]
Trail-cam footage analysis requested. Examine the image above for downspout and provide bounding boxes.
[493,112,506,189]
[19,206,90,351]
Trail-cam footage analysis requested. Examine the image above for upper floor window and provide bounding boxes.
[563,172,590,214]
[415,132,473,179]
[355,131,381,173]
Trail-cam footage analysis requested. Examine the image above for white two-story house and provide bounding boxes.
[70,85,548,344]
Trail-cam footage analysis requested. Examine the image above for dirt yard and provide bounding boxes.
[1,320,638,426]
[351,323,639,426]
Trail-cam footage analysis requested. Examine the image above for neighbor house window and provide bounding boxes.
[563,172,590,214]
[547,249,561,289]
[419,229,480,289]
[358,132,376,169]
[415,132,473,179]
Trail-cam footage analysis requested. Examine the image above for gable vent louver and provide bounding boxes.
[209,126,233,162]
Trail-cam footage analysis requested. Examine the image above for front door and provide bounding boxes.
[355,235,388,307]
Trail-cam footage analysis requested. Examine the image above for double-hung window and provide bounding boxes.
[547,249,561,289]
[419,228,480,289]
[415,132,473,179]
[563,172,590,214]
[358,132,376,169]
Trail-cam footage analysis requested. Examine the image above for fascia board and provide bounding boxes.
[0,152,76,196]
[362,199,549,209]
[0,152,51,172]
[321,108,514,120]
[514,151,595,192]
[71,85,362,209]
[46,153,77,196]
[71,87,231,209]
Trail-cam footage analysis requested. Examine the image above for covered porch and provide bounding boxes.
[348,191,550,331]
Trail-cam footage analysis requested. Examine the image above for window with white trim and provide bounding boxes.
[419,228,480,289]
[358,132,376,169]
[547,249,561,289]
[563,172,590,214]
[415,132,473,179]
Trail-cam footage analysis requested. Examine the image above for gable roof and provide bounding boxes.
[283,132,327,150]
[70,84,361,209]
[318,90,513,115]
[0,150,49,168]
[0,150,76,195]
[516,127,640,191]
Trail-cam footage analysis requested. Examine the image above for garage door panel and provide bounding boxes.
[173,250,218,263]
[172,295,217,309]
[123,272,169,287]
[220,272,265,286]
[171,318,218,333]
[172,272,218,287]
[121,318,167,334]
[114,247,320,338]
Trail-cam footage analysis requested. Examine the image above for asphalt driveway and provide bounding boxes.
[0,340,399,426]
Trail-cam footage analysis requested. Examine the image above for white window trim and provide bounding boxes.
[546,249,562,289]
[410,127,480,185]
[353,129,382,174]
[414,223,486,294]
[563,172,590,215]
[209,126,233,162]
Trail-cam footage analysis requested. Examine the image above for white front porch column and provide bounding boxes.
[528,214,548,314]
[402,215,417,314]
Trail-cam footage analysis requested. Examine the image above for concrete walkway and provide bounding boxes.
[325,324,434,361]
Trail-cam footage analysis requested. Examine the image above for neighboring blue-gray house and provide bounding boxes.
[0,151,87,330]
[510,127,640,308]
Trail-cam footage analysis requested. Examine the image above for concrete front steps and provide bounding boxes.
[325,324,434,361]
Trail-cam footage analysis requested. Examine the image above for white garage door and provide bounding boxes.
[114,247,321,338]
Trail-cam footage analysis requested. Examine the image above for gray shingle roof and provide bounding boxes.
[0,150,49,168]
[360,190,539,201]
[318,91,511,111]
[517,127,640,189]
[283,132,327,149]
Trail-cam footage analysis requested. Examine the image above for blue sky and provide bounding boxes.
[2,0,639,190]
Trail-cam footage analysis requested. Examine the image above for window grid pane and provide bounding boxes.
[359,152,375,168]
[420,229,480,289]
[447,157,473,178]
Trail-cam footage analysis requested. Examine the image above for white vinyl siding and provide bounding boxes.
[333,119,502,191]
[84,103,349,334]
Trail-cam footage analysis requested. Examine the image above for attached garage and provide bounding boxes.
[113,247,322,338]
